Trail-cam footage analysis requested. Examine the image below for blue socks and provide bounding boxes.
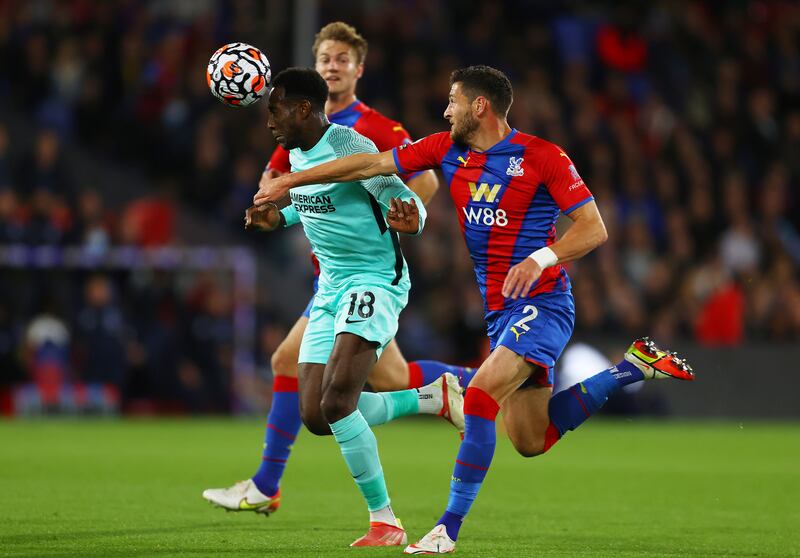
[408,361,477,389]
[252,376,303,497]
[438,387,499,541]
[611,359,645,387]
[357,390,419,426]
[544,359,643,451]
[330,410,390,511]
[434,360,645,540]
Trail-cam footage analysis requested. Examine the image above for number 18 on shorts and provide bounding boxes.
[299,284,408,364]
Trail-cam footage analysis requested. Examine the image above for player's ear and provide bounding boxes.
[297,99,313,119]
[355,63,364,80]
[473,96,489,117]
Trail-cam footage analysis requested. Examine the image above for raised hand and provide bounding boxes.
[386,197,420,234]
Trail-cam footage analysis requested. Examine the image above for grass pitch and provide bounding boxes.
[1,418,798,558]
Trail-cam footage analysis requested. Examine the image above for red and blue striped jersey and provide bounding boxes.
[393,129,594,313]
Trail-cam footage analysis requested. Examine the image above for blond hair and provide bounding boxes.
[312,22,368,65]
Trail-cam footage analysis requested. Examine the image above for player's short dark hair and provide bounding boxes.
[450,65,513,117]
[271,67,328,112]
[313,21,368,65]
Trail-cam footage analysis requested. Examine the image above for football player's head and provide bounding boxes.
[313,22,367,98]
[446,65,513,144]
[267,67,329,149]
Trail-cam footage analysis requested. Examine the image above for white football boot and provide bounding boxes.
[202,479,280,515]
[418,373,465,435]
[404,524,456,554]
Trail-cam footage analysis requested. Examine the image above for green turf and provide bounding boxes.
[1,418,798,558]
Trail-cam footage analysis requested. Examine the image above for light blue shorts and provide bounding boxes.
[299,282,408,364]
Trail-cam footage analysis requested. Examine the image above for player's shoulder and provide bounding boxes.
[327,123,379,156]
[409,131,453,149]
[509,131,562,156]
[354,102,406,133]
[352,102,415,151]
[396,131,453,162]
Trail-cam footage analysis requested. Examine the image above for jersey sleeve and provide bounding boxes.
[280,204,300,227]
[392,132,451,176]
[361,174,427,236]
[267,145,291,174]
[539,143,594,214]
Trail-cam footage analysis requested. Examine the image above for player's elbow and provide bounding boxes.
[586,216,608,250]
[595,222,608,247]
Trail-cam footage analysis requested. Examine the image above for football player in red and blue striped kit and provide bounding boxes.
[254,65,695,554]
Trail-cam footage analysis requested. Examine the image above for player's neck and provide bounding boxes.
[325,91,357,115]
[297,117,332,151]
[469,119,513,152]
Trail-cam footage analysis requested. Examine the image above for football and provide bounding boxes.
[206,42,271,107]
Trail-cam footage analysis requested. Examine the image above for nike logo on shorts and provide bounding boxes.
[345,317,367,324]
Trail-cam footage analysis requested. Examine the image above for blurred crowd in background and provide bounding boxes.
[0,0,799,413]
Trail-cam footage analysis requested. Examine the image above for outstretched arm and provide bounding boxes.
[254,151,398,206]
[501,200,608,299]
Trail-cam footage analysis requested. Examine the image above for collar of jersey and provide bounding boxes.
[467,128,518,154]
[329,100,362,124]
[298,123,338,155]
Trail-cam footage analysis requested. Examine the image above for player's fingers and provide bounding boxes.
[509,273,523,299]
[393,198,405,219]
[254,190,271,205]
[516,270,534,298]
[512,268,529,298]
[518,277,533,299]
[502,269,516,298]
[400,200,412,219]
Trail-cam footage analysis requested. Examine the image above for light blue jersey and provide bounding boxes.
[280,123,426,292]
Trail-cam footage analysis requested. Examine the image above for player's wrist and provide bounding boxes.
[528,246,558,269]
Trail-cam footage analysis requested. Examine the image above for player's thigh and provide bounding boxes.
[298,298,335,367]
[469,345,536,405]
[297,361,328,435]
[321,332,379,422]
[368,338,408,392]
[296,300,335,435]
[490,292,576,390]
[501,382,552,457]
[270,314,309,378]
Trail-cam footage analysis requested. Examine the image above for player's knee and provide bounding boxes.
[270,346,298,377]
[320,392,355,424]
[299,407,329,436]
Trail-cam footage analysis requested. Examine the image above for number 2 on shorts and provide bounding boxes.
[512,305,538,332]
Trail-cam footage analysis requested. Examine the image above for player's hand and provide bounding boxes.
[386,197,419,234]
[502,258,543,299]
[244,203,280,231]
[254,172,292,206]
